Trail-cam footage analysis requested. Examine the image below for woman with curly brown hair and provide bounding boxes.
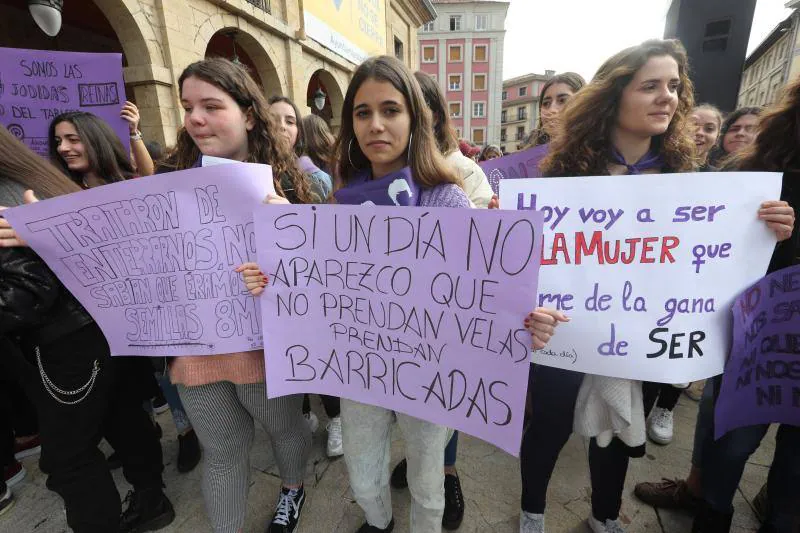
[162,58,318,533]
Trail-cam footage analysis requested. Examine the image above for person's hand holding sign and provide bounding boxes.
[0,190,39,247]
[759,200,795,242]
[525,307,570,350]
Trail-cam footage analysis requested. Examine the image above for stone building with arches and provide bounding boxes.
[0,0,435,146]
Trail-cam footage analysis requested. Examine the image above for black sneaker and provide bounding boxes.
[0,486,14,517]
[177,430,201,473]
[268,486,305,533]
[356,519,395,532]
[120,487,176,533]
[390,459,408,489]
[152,390,169,414]
[443,473,464,530]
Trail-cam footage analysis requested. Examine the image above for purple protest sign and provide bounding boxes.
[714,264,800,439]
[255,204,544,455]
[0,47,129,156]
[480,144,549,195]
[3,164,274,357]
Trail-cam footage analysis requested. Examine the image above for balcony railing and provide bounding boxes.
[245,0,270,12]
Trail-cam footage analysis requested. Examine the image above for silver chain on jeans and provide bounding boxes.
[35,346,100,405]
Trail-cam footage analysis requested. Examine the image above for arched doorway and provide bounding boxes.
[205,29,281,99]
[306,69,344,132]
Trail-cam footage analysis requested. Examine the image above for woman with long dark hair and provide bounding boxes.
[527,72,586,148]
[301,113,336,174]
[0,124,173,533]
[706,107,761,168]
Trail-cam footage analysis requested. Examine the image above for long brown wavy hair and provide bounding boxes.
[413,71,459,156]
[161,58,314,203]
[334,56,460,190]
[301,114,336,171]
[733,82,800,171]
[540,40,696,177]
[1,125,82,198]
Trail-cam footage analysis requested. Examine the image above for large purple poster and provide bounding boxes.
[715,264,800,439]
[0,47,129,156]
[255,204,544,455]
[3,164,274,357]
[480,144,549,195]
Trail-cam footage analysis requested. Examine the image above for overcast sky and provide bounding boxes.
[503,0,793,81]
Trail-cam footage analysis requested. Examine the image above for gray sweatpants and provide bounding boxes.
[177,381,310,533]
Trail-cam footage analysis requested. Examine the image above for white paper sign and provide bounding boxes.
[500,172,783,383]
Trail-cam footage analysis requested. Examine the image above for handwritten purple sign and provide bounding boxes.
[715,264,800,439]
[255,204,544,455]
[3,164,274,357]
[480,144,549,195]
[0,47,129,156]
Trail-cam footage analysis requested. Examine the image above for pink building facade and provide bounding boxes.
[418,0,509,147]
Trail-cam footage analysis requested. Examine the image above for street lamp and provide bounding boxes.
[313,88,327,111]
[225,31,242,66]
[28,0,63,37]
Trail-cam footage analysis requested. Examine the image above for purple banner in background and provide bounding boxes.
[3,164,273,357]
[714,264,800,439]
[0,47,129,156]
[480,144,549,195]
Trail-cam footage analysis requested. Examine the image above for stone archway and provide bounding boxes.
[306,69,346,132]
[204,28,283,100]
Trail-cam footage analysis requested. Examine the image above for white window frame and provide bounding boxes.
[518,86,528,97]
[471,127,486,145]
[448,74,463,91]
[473,44,488,62]
[449,101,462,118]
[448,44,463,63]
[475,14,488,31]
[517,106,527,120]
[472,73,487,91]
[449,15,462,31]
[421,45,437,63]
[422,21,435,32]
[473,101,486,118]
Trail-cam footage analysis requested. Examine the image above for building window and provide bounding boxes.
[472,128,485,144]
[448,45,463,62]
[245,0,271,12]
[449,102,462,118]
[475,14,488,31]
[422,45,436,63]
[501,110,507,123]
[502,90,508,100]
[517,106,526,120]
[500,128,507,142]
[518,86,527,97]
[450,15,462,31]
[473,44,488,62]
[703,18,731,52]
[448,74,462,91]
[422,21,435,32]
[473,102,485,118]
[455,128,462,138]
[516,126,525,141]
[394,37,404,61]
[473,74,487,91]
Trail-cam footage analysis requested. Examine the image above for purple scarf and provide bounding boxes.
[333,167,421,206]
[610,147,664,175]
[298,155,322,175]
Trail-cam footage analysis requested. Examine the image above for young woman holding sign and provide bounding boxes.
[517,39,794,533]
[161,57,323,533]
[0,124,175,533]
[240,55,562,533]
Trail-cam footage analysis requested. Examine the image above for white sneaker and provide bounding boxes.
[647,406,674,445]
[672,383,690,389]
[304,412,319,433]
[587,516,626,533]
[326,416,343,457]
[520,511,544,533]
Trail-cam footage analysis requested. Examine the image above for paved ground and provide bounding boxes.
[3,394,773,533]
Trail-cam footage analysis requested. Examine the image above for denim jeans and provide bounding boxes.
[342,399,450,533]
[443,431,458,467]
[691,378,716,467]
[143,372,192,434]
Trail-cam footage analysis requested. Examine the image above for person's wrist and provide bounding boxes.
[130,130,142,141]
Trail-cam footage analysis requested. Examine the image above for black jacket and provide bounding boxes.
[0,246,93,346]
[767,172,799,273]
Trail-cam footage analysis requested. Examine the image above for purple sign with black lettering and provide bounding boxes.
[714,264,800,439]
[480,144,549,195]
[0,47,128,156]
